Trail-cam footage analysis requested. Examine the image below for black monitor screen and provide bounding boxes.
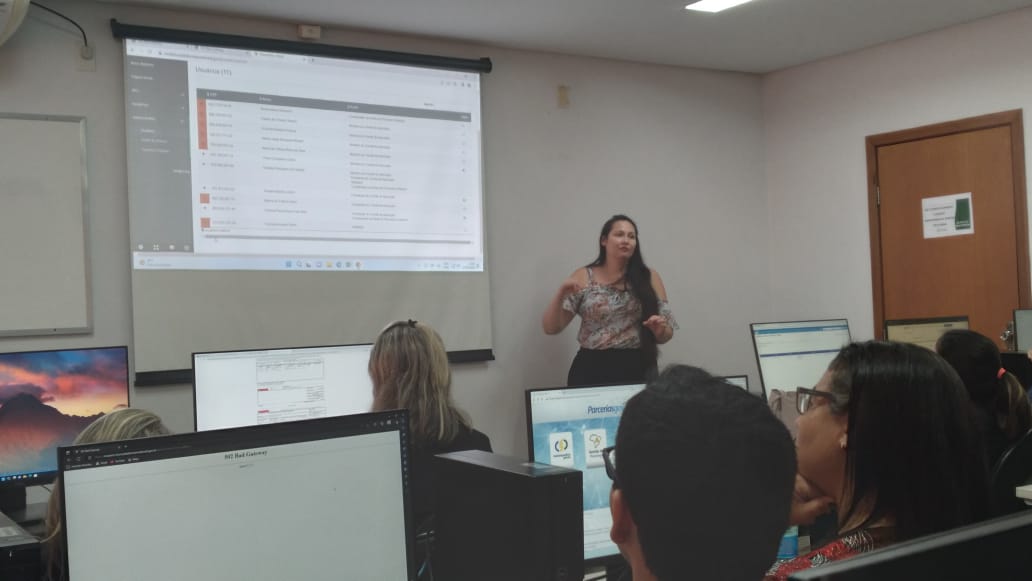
[0,346,130,490]
[60,410,414,581]
[789,510,1032,580]
[526,382,645,564]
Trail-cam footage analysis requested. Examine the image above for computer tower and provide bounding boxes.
[433,450,584,581]
[0,511,41,581]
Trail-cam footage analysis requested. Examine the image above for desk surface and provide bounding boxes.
[5,502,47,538]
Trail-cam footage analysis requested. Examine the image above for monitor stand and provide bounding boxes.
[0,487,26,513]
[606,562,629,580]
[0,488,47,529]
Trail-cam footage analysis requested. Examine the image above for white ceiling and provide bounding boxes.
[99,0,1032,73]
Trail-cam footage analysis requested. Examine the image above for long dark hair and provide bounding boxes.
[936,329,1032,439]
[588,214,660,369]
[826,341,989,541]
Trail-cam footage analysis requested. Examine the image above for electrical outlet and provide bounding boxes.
[76,45,96,72]
[557,85,570,109]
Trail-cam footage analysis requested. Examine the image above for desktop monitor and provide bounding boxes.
[788,509,1032,580]
[193,343,374,431]
[751,319,851,399]
[0,346,130,513]
[59,410,414,581]
[884,315,969,350]
[525,382,645,565]
[1015,309,1032,352]
[723,375,750,392]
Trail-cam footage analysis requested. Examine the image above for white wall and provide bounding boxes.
[762,7,1032,339]
[0,0,769,458]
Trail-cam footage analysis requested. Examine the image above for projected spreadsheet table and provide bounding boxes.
[125,39,484,273]
[193,91,476,244]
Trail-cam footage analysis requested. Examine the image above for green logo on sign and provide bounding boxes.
[955,198,971,230]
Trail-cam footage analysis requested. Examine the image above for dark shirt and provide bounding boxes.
[409,426,492,529]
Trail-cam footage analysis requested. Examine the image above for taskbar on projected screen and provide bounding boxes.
[132,253,483,272]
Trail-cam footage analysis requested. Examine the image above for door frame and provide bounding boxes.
[865,110,1031,339]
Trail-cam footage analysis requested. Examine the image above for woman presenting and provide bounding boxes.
[542,214,677,386]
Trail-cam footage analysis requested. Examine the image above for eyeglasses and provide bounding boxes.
[796,387,835,415]
[602,446,618,486]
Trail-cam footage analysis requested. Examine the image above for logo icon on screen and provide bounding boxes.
[548,432,575,467]
[584,429,608,468]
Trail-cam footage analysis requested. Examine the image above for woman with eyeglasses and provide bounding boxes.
[765,341,990,580]
[369,320,492,529]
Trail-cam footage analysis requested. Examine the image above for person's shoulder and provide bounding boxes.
[764,537,851,581]
[438,426,492,453]
[648,268,668,296]
[570,267,590,284]
[470,428,493,452]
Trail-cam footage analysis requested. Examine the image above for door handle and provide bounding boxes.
[1002,321,1016,352]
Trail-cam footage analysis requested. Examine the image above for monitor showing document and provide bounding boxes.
[751,319,851,398]
[60,411,413,581]
[193,343,374,431]
[884,316,968,350]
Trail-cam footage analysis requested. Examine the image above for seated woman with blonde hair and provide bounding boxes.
[766,341,989,580]
[43,407,171,581]
[369,320,492,528]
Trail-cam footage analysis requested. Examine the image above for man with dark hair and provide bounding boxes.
[605,365,797,581]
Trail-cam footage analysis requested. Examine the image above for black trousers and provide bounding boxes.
[567,347,656,387]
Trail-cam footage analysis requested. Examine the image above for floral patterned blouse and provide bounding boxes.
[561,267,677,350]
[764,528,892,581]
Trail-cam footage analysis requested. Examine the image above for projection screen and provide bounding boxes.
[115,23,493,381]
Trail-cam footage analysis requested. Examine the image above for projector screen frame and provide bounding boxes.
[111,20,496,387]
[110,19,492,73]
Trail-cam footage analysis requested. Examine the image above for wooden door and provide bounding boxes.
[867,111,1030,347]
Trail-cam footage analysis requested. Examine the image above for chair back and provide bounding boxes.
[990,428,1032,516]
